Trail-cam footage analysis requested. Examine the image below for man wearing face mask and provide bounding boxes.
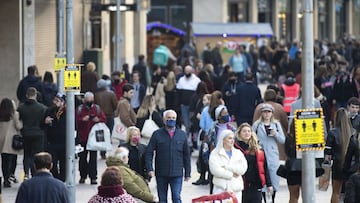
[176,65,201,143]
[76,92,106,184]
[43,93,67,181]
[111,71,128,101]
[145,110,191,203]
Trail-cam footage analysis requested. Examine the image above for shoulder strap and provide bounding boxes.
[254,121,260,134]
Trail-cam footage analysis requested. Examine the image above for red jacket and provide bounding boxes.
[76,104,106,143]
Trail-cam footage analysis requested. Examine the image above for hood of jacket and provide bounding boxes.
[106,156,127,167]
[284,77,296,86]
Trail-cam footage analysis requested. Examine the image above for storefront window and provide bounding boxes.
[335,0,346,39]
[258,0,272,23]
[318,0,329,40]
[354,0,360,38]
[277,0,290,40]
[169,5,186,29]
[148,6,167,23]
[229,1,249,22]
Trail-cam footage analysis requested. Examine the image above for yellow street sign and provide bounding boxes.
[64,65,81,92]
[54,57,67,71]
[294,108,325,151]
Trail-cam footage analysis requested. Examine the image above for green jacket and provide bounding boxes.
[106,156,154,202]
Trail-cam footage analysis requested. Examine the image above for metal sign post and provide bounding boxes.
[301,0,315,202]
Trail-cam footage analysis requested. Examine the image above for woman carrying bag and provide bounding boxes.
[0,98,23,187]
[325,108,360,203]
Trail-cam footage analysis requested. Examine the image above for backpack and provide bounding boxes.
[153,46,168,66]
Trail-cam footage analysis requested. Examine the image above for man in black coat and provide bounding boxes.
[17,87,47,178]
[145,109,191,203]
[15,152,70,203]
[16,65,44,104]
[233,73,263,126]
[132,54,148,87]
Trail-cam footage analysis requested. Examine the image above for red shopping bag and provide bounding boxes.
[192,192,238,203]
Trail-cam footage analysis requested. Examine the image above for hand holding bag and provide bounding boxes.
[12,134,24,150]
[86,123,113,151]
[141,113,159,138]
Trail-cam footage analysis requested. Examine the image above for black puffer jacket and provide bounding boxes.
[325,128,360,178]
[344,173,360,203]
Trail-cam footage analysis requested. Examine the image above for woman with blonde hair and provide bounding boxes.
[325,108,359,203]
[88,166,137,203]
[252,103,285,202]
[234,123,272,203]
[119,126,148,180]
[136,95,163,143]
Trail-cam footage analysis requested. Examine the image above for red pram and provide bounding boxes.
[192,192,238,203]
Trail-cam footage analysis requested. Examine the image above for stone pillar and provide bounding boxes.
[272,0,280,39]
[249,0,258,23]
[122,0,135,67]
[328,0,336,42]
[134,9,147,57]
[102,11,111,75]
[346,0,353,35]
[313,0,318,40]
[23,0,36,75]
[291,0,301,41]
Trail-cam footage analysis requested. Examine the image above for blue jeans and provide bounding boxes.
[156,176,183,203]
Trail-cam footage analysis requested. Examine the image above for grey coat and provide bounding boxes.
[252,120,285,191]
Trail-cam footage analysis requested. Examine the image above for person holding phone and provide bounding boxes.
[252,103,285,203]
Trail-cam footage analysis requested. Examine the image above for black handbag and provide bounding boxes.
[12,134,24,150]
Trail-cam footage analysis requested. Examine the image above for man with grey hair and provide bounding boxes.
[145,109,191,203]
[76,91,106,184]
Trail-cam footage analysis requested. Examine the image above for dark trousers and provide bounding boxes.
[101,116,114,157]
[242,185,262,203]
[48,147,66,181]
[79,144,97,180]
[1,153,17,180]
[23,135,44,176]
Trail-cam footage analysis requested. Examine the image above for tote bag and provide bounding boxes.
[141,113,159,138]
[112,117,128,141]
[86,123,113,151]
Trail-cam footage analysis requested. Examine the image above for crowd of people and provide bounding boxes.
[1,36,360,203]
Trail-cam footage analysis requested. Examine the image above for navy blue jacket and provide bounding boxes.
[15,171,70,203]
[145,127,191,178]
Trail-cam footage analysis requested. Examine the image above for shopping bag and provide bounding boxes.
[86,123,113,151]
[318,161,331,191]
[141,113,159,138]
[112,117,128,141]
[192,192,238,203]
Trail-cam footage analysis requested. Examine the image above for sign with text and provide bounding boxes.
[64,64,82,92]
[54,57,67,71]
[294,108,325,151]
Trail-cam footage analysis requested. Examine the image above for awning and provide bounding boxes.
[147,22,186,36]
[191,22,273,37]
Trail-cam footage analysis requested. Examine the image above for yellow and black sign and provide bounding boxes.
[294,108,325,151]
[64,64,82,92]
[54,57,67,71]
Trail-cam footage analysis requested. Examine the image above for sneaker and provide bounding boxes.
[79,177,86,184]
[9,174,18,183]
[4,180,11,188]
[90,179,97,185]
[24,175,29,181]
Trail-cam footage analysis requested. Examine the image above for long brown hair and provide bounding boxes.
[333,108,352,165]
[209,91,223,120]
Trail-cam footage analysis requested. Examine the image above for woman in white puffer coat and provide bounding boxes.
[209,129,248,201]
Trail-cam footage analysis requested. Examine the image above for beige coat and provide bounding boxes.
[155,82,166,110]
[0,112,23,154]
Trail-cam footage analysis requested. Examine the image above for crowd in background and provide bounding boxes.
[1,34,360,202]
